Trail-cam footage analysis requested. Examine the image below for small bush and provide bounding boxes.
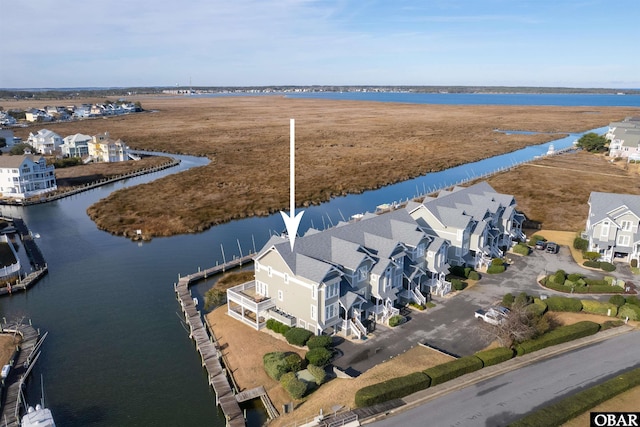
[567,273,583,282]
[573,236,588,251]
[553,269,566,284]
[545,296,583,312]
[600,262,616,272]
[609,294,626,307]
[388,315,405,327]
[451,279,467,291]
[306,335,332,349]
[305,347,333,366]
[423,356,484,386]
[515,292,533,306]
[474,347,515,367]
[263,352,288,381]
[514,321,600,356]
[502,293,515,308]
[467,270,480,280]
[280,372,307,399]
[285,353,304,372]
[355,372,431,407]
[618,304,640,321]
[266,319,291,335]
[583,260,601,268]
[583,251,601,261]
[306,364,326,385]
[512,243,530,256]
[600,320,624,330]
[626,296,640,307]
[530,234,546,244]
[491,258,504,266]
[448,265,466,278]
[409,302,426,310]
[580,300,618,317]
[528,298,548,316]
[487,264,506,274]
[285,327,314,346]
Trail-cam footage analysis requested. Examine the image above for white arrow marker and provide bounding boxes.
[280,118,304,251]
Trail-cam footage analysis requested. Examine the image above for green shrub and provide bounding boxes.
[609,294,626,307]
[451,279,467,291]
[306,364,326,385]
[266,318,278,331]
[467,270,480,281]
[263,352,288,381]
[491,258,504,266]
[509,367,640,427]
[306,335,332,349]
[604,276,615,285]
[530,234,546,244]
[285,353,304,372]
[580,300,618,316]
[280,372,307,399]
[583,260,601,268]
[409,302,426,310]
[587,285,624,294]
[448,265,466,278]
[528,298,548,316]
[487,264,506,274]
[573,236,588,251]
[618,304,640,321]
[514,292,533,306]
[474,347,515,367]
[502,293,515,308]
[600,320,624,330]
[626,296,639,306]
[512,243,530,256]
[545,296,583,312]
[266,319,291,335]
[355,372,431,407]
[514,321,600,356]
[600,262,616,272]
[552,269,566,284]
[285,327,314,346]
[464,267,473,278]
[305,347,333,366]
[567,273,583,282]
[423,356,484,386]
[388,315,405,327]
[583,251,601,261]
[279,324,291,335]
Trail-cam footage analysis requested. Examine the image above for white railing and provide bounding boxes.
[353,317,367,336]
[347,319,361,339]
[412,288,426,305]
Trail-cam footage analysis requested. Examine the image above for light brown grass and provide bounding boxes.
[5,96,638,237]
[0,334,20,366]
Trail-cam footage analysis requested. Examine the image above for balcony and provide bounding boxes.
[227,281,275,330]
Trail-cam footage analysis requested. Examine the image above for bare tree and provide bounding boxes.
[477,302,552,348]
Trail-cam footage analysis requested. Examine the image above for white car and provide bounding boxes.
[474,307,508,325]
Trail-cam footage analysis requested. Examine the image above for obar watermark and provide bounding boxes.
[591,412,640,427]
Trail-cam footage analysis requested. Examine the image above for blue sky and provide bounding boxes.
[2,0,639,88]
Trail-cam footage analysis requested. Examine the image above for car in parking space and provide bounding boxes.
[535,240,547,250]
[546,242,558,254]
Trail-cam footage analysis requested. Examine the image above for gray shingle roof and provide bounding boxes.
[589,192,640,224]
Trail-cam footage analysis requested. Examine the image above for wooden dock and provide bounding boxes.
[0,320,42,427]
[175,258,254,427]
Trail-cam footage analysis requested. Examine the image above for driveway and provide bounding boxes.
[333,245,636,376]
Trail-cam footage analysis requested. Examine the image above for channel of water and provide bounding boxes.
[0,124,610,426]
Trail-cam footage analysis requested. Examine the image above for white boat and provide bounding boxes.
[21,404,55,427]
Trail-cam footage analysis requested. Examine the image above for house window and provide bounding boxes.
[278,290,284,301]
[268,266,273,278]
[284,273,289,284]
[256,281,268,297]
[326,282,339,299]
[311,305,317,320]
[312,285,317,300]
[621,220,632,231]
[416,244,425,258]
[617,235,630,246]
[325,303,337,320]
[358,266,367,281]
[601,222,610,238]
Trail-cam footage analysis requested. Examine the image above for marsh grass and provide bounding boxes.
[5,96,639,237]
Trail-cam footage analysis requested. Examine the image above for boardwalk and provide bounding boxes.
[175,260,252,427]
[0,320,42,427]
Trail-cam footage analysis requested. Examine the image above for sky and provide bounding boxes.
[1,0,639,89]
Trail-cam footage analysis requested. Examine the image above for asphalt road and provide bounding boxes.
[370,330,640,427]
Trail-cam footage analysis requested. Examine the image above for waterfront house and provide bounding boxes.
[407,182,525,268]
[26,129,63,155]
[24,109,52,123]
[585,191,640,264]
[0,154,57,199]
[87,132,131,163]
[607,118,640,160]
[227,209,450,337]
[61,133,91,158]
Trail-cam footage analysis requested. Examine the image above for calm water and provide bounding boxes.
[0,93,636,426]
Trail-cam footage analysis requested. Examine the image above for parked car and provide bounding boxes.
[535,240,547,250]
[474,307,507,325]
[546,242,559,254]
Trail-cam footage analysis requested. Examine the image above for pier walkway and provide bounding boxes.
[175,255,255,427]
[0,320,42,427]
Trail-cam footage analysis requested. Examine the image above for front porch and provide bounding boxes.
[227,280,276,330]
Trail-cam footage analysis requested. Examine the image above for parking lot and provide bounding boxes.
[332,245,636,375]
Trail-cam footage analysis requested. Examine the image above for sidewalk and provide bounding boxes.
[360,324,636,424]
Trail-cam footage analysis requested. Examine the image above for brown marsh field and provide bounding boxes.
[3,96,639,237]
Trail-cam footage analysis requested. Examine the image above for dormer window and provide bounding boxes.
[358,266,368,281]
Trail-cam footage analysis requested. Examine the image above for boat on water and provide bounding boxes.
[21,404,55,427]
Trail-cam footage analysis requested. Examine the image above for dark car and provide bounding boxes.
[535,240,547,250]
[546,242,558,254]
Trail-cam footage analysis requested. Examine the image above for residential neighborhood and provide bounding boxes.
[606,116,640,161]
[227,182,528,340]
[0,101,142,125]
[0,154,57,199]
